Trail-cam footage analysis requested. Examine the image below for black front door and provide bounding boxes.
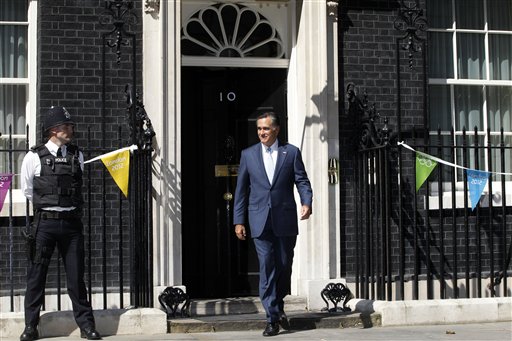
[181,67,287,298]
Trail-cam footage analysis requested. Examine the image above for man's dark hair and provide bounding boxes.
[257,112,280,127]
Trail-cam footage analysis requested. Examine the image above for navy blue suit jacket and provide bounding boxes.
[233,141,313,238]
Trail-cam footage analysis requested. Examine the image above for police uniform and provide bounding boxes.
[20,107,100,341]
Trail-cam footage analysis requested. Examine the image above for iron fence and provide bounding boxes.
[0,0,153,313]
[353,126,512,301]
[0,123,148,312]
[350,0,510,301]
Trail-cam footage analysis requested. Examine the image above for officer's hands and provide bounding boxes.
[300,205,312,220]
[235,224,246,240]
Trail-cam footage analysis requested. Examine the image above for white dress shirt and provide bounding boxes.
[262,141,277,183]
[20,140,84,211]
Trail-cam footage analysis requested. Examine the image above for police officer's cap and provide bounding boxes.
[43,106,74,131]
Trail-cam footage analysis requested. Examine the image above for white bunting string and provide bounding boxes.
[398,141,512,176]
[84,145,138,164]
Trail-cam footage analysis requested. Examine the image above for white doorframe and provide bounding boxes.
[145,0,342,310]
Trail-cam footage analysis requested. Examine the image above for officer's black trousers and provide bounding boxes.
[24,217,95,329]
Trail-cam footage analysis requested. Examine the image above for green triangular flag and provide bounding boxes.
[416,154,438,191]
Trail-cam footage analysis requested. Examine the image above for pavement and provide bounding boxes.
[1,296,511,340]
[1,321,510,340]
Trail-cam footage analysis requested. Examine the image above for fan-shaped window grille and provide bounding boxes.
[181,3,285,58]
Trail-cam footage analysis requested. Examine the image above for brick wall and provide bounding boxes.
[339,0,429,277]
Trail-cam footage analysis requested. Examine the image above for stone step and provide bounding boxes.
[168,311,382,333]
[166,296,380,334]
[187,296,307,317]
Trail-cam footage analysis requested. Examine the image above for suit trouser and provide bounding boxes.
[24,217,95,329]
[253,215,297,323]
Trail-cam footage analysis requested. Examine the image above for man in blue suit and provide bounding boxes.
[233,112,313,337]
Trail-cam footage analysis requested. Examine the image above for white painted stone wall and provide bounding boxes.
[288,0,342,301]
[143,0,183,290]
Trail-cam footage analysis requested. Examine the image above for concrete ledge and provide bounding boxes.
[0,308,166,338]
[348,297,512,326]
[2,298,509,337]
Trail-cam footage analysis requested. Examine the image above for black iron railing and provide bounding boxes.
[100,0,154,308]
[0,123,144,312]
[349,0,512,301]
[349,87,511,300]
[0,0,153,313]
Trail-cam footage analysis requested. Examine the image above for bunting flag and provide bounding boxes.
[399,141,512,175]
[83,145,138,197]
[416,154,437,191]
[100,149,131,197]
[0,174,14,212]
[84,145,138,164]
[398,141,512,210]
[466,169,490,211]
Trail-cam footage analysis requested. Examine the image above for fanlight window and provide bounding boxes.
[181,3,285,58]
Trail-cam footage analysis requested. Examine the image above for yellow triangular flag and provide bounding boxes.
[101,149,130,197]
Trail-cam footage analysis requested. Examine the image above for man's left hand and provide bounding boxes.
[300,205,312,220]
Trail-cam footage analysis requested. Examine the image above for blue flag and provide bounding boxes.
[466,169,490,211]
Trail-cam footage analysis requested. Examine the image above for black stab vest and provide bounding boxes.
[31,144,84,210]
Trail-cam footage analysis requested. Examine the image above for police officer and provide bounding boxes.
[20,107,101,341]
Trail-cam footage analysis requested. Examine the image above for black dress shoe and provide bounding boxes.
[279,312,290,330]
[262,322,279,337]
[20,325,38,341]
[80,327,102,340]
